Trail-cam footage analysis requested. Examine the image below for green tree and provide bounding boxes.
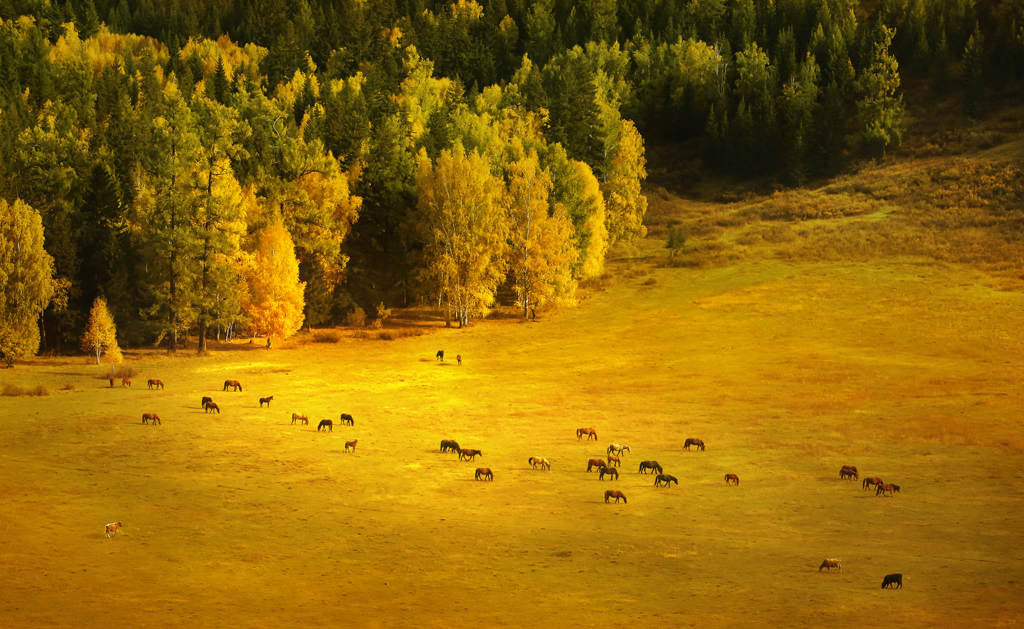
[857,25,904,158]
[81,296,122,364]
[962,23,985,118]
[0,199,56,367]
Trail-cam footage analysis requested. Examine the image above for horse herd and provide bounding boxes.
[838,465,902,497]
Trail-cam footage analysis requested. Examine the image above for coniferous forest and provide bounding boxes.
[1,0,1022,360]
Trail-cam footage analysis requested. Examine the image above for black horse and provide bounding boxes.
[201,396,213,408]
[440,439,460,453]
[638,460,663,475]
[436,350,444,361]
[339,413,354,425]
[881,573,903,589]
[654,474,678,486]
[317,419,333,432]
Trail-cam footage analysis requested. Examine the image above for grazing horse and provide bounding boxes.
[344,439,358,452]
[876,483,900,496]
[587,458,607,472]
[105,521,122,538]
[203,401,220,414]
[607,443,631,456]
[435,350,444,361]
[121,377,131,387]
[474,467,493,481]
[839,465,859,480]
[201,396,213,408]
[317,419,333,432]
[606,455,621,467]
[339,413,354,425]
[147,379,164,390]
[142,413,161,425]
[259,395,274,408]
[599,467,619,480]
[638,461,662,475]
[604,490,627,503]
[456,354,462,365]
[459,448,481,461]
[576,427,598,440]
[654,474,678,487]
[725,473,740,485]
[881,573,903,589]
[683,438,705,451]
[528,457,551,470]
[223,379,242,391]
[819,558,842,572]
[863,476,884,490]
[440,439,460,453]
[291,413,309,425]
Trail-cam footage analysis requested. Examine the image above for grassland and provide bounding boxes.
[3,103,1024,628]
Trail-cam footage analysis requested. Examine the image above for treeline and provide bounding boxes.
[0,0,1021,358]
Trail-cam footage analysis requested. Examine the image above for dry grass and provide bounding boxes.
[1,384,49,396]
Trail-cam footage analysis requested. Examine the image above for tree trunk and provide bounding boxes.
[95,347,101,364]
[198,319,208,354]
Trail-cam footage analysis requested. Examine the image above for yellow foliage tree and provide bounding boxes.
[602,119,648,244]
[81,297,122,364]
[242,222,306,347]
[504,151,577,318]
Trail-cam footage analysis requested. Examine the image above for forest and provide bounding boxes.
[1,0,1022,361]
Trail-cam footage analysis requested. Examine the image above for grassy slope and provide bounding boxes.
[2,101,1024,628]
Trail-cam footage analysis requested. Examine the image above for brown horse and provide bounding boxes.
[528,457,551,470]
[121,377,131,387]
[683,438,705,451]
[339,413,354,425]
[459,448,481,461]
[863,476,884,490]
[587,458,607,472]
[344,439,358,452]
[725,473,740,485]
[839,465,858,480]
[105,521,122,538]
[291,413,309,425]
[259,395,273,407]
[638,460,662,475]
[576,427,598,440]
[204,401,220,414]
[317,419,333,432]
[147,379,164,390]
[223,379,242,391]
[654,474,678,487]
[604,490,627,503]
[440,440,460,453]
[142,413,161,425]
[819,558,842,572]
[606,455,621,467]
[599,467,619,480]
[474,467,493,481]
[876,483,900,496]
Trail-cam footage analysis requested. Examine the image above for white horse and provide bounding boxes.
[607,443,631,456]
[528,456,551,470]
[105,521,122,538]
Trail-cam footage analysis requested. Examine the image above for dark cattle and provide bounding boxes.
[440,439,461,454]
[863,476,884,490]
[725,473,740,485]
[204,401,220,414]
[638,461,662,475]
[587,458,607,472]
[344,439,358,452]
[683,438,705,451]
[142,413,161,425]
[881,573,903,589]
[839,465,859,480]
[259,396,274,408]
[474,468,493,481]
[436,350,444,361]
[604,490,627,503]
[576,427,598,440]
[291,413,309,425]
[819,558,842,572]
[606,455,621,467]
[223,379,242,391]
[317,419,333,432]
[599,467,619,480]
[654,474,678,487]
[339,413,354,425]
[459,449,481,461]
[201,396,213,408]
[147,379,164,390]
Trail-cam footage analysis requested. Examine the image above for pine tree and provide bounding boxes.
[962,23,985,118]
[857,25,904,158]
[81,296,122,364]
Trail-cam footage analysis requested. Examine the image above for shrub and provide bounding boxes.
[312,330,340,343]
[103,366,135,379]
[2,384,49,396]
[346,306,366,328]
